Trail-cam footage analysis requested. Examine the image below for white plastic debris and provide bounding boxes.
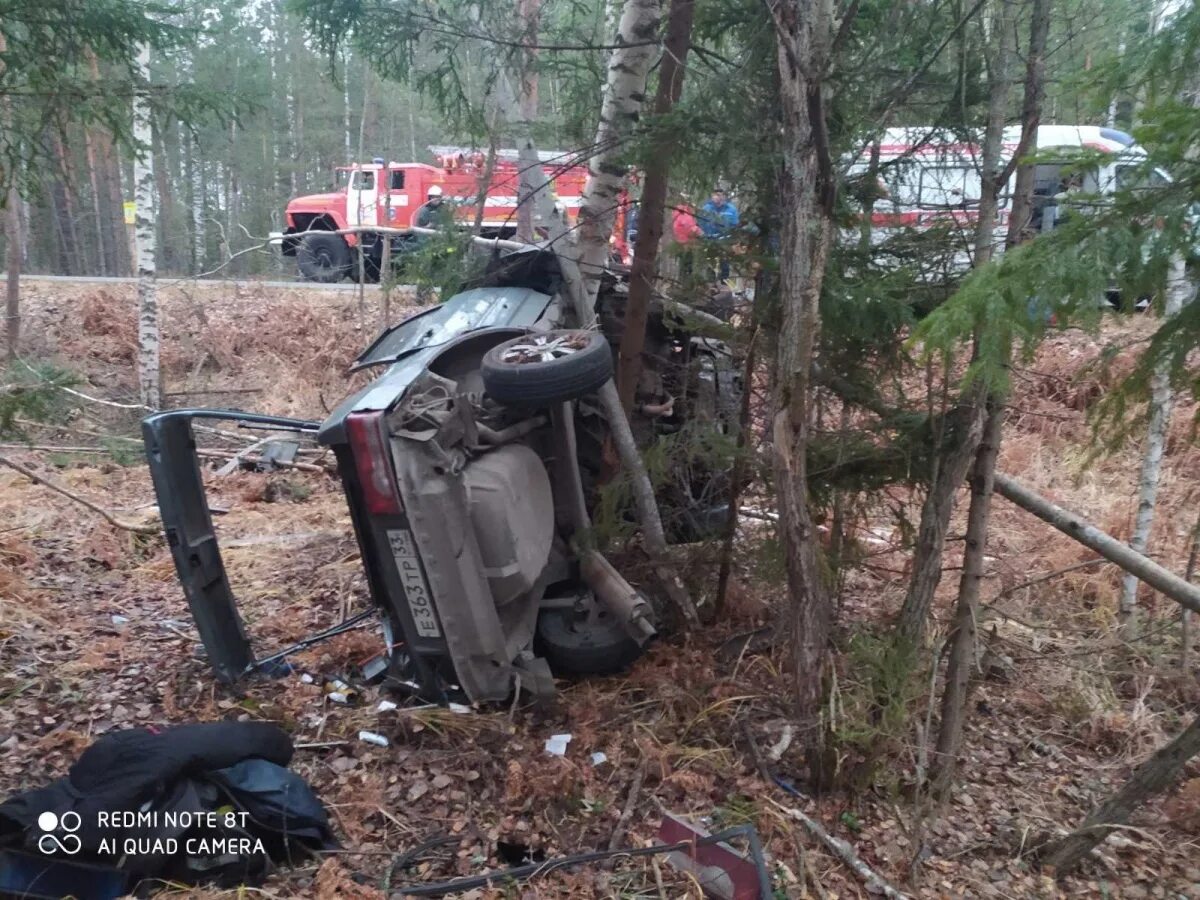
[448,702,472,715]
[300,674,315,684]
[111,615,129,626]
[590,752,607,766]
[327,692,349,705]
[358,731,389,747]
[544,733,572,756]
[377,700,398,713]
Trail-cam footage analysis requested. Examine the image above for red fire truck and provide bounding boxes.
[280,147,590,283]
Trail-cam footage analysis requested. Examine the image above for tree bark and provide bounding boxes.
[556,0,700,626]
[86,49,130,277]
[573,0,662,305]
[931,401,1003,796]
[994,472,1200,614]
[895,403,987,643]
[1183,509,1200,671]
[1,31,20,362]
[515,0,543,244]
[770,0,842,771]
[1041,712,1200,876]
[133,44,161,409]
[48,132,82,276]
[1119,255,1189,637]
[1001,0,1049,245]
[928,0,1018,797]
[615,0,695,414]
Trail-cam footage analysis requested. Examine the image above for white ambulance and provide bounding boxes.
[851,124,1166,255]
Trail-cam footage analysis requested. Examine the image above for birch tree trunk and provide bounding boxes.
[133,44,161,409]
[769,0,842,775]
[1118,255,1190,638]
[558,0,700,626]
[1,31,20,362]
[515,0,543,244]
[573,0,661,304]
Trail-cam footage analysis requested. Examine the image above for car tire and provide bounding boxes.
[297,233,351,283]
[481,329,612,406]
[535,607,643,677]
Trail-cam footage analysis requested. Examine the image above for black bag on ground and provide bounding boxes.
[0,722,335,898]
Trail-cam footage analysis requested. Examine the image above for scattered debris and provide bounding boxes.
[358,731,389,747]
[544,733,572,756]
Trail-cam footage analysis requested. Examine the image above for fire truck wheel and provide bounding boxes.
[480,329,612,407]
[297,233,351,283]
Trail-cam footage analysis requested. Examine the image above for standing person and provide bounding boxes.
[698,187,739,238]
[698,187,739,280]
[670,199,702,280]
[414,184,451,229]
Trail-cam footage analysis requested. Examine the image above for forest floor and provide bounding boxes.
[2,281,1200,899]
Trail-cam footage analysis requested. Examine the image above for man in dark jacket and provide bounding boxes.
[414,184,452,229]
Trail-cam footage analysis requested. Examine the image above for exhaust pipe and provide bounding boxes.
[580,550,658,645]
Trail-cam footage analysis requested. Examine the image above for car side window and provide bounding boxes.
[390,170,405,190]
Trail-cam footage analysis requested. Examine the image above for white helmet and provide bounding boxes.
[427,185,444,198]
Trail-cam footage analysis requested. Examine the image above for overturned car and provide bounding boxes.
[143,247,740,704]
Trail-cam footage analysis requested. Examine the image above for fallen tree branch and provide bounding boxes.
[993,473,1200,615]
[0,453,159,534]
[766,793,910,899]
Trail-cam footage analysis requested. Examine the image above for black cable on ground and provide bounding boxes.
[392,824,773,898]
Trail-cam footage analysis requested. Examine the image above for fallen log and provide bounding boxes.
[992,472,1200,615]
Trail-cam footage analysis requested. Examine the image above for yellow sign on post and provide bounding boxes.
[123,201,136,225]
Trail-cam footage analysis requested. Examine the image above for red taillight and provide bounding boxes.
[346,411,403,515]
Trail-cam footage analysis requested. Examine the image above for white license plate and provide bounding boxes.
[387,529,441,638]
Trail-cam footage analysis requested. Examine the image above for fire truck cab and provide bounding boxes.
[280,148,588,283]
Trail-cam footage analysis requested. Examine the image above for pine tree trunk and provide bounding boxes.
[83,125,109,277]
[85,49,130,277]
[1041,713,1200,876]
[771,0,839,774]
[615,0,695,413]
[152,118,175,275]
[133,45,160,410]
[1119,256,1189,638]
[895,404,987,644]
[932,401,1003,796]
[48,133,81,275]
[929,1,1018,793]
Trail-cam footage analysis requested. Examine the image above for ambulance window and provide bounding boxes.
[882,164,921,207]
[1115,165,1168,191]
[919,167,980,207]
[350,170,375,190]
[389,170,405,190]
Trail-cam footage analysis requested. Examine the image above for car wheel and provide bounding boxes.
[297,233,351,283]
[535,607,644,676]
[481,329,612,406]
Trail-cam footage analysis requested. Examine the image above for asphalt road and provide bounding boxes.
[0,273,379,291]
